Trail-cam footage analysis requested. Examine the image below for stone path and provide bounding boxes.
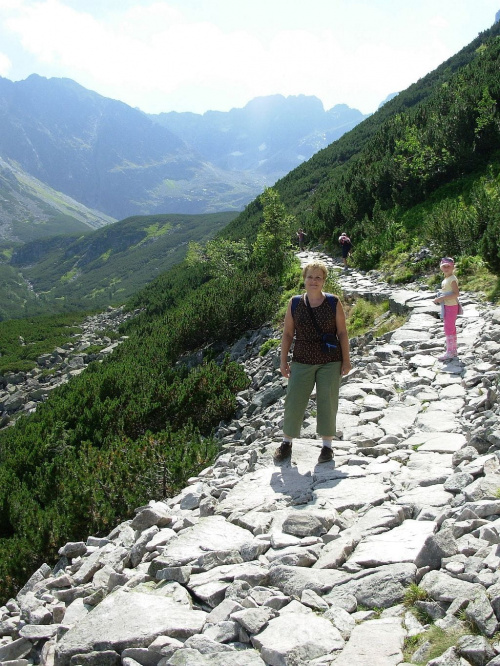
[1,252,500,666]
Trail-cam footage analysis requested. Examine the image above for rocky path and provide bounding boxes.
[1,253,500,666]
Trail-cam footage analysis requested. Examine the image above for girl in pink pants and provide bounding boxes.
[433,257,460,361]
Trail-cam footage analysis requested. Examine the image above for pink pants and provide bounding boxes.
[443,305,459,336]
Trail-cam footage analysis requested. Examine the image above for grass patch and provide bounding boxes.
[259,338,280,356]
[403,633,426,662]
[345,298,406,338]
[404,626,466,665]
[455,256,497,297]
[403,583,429,607]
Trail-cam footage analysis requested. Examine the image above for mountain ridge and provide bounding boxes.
[0,76,368,228]
[0,156,116,243]
[0,210,237,320]
[150,94,368,178]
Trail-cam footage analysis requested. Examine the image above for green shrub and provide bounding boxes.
[259,339,280,356]
[0,313,86,374]
[346,299,389,337]
[0,248,281,604]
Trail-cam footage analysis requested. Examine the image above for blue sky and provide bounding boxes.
[0,0,498,115]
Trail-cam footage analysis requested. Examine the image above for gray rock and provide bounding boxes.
[347,519,435,568]
[131,504,172,531]
[332,617,405,665]
[69,651,120,665]
[426,646,462,665]
[160,517,253,565]
[183,635,234,654]
[325,563,416,609]
[0,638,33,662]
[420,570,484,602]
[54,589,207,666]
[456,634,495,665]
[231,607,276,634]
[323,606,356,640]
[281,511,325,538]
[251,612,344,665]
[130,526,160,568]
[59,542,88,559]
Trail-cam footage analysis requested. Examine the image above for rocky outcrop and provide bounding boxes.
[0,306,138,429]
[1,253,499,665]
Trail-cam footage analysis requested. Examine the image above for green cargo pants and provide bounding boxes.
[283,361,341,438]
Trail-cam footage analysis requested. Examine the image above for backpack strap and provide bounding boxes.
[325,293,338,315]
[291,293,337,317]
[291,295,302,317]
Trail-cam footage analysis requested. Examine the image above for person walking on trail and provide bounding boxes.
[296,228,307,251]
[275,260,351,465]
[433,257,461,361]
[338,232,352,269]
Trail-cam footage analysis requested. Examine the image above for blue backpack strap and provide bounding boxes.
[292,294,337,317]
[326,293,337,315]
[291,295,302,317]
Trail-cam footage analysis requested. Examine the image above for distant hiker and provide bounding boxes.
[338,232,352,269]
[433,257,461,361]
[275,261,351,466]
[296,228,307,250]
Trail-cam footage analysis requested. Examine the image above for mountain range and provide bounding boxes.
[0,75,368,231]
[150,95,367,178]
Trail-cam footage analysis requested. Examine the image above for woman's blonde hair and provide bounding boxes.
[302,261,328,280]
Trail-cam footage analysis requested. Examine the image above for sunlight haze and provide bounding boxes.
[0,0,498,115]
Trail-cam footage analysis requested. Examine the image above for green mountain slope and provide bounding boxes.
[0,157,115,243]
[1,211,237,319]
[221,20,500,270]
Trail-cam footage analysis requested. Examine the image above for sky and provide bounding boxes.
[0,0,499,116]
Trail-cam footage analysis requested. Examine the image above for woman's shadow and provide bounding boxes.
[270,444,348,504]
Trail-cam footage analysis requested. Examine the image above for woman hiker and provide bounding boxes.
[338,232,352,269]
[274,261,351,465]
[433,256,460,361]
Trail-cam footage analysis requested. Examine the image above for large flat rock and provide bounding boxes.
[378,403,420,436]
[161,516,254,565]
[54,588,207,666]
[397,452,453,487]
[216,442,317,515]
[313,475,391,511]
[394,484,453,510]
[390,328,432,346]
[324,563,416,609]
[348,519,436,567]
[332,617,405,665]
[252,612,344,665]
[416,411,460,433]
[268,565,350,598]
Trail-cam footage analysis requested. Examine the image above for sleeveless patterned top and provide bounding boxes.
[291,295,343,365]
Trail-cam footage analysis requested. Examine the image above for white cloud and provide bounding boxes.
[1,0,498,114]
[0,0,24,8]
[0,51,12,75]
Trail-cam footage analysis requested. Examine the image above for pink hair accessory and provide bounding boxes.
[440,257,454,267]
